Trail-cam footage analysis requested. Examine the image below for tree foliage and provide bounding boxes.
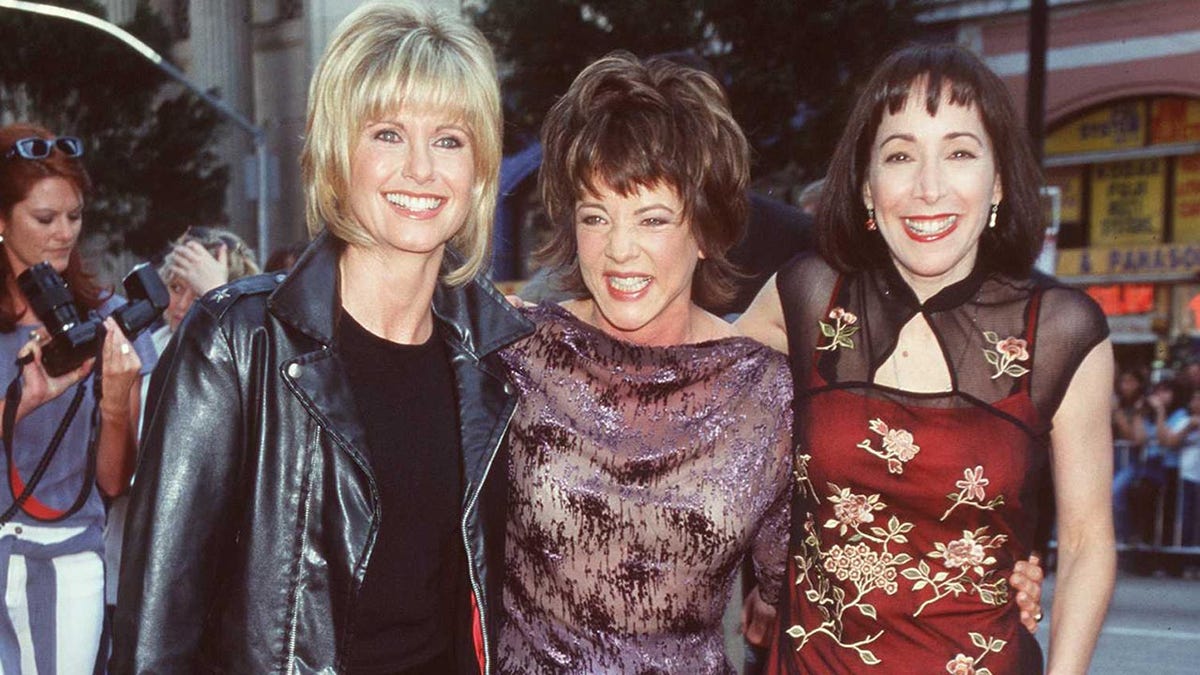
[0,0,226,256]
[472,0,924,182]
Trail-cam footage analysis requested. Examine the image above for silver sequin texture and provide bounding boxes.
[497,304,794,674]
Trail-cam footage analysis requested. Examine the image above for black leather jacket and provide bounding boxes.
[112,232,532,674]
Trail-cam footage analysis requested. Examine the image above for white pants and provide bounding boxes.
[0,524,103,675]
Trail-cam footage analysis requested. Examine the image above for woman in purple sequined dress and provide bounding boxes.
[495,53,793,674]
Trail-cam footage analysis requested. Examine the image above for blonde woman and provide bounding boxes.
[113,3,528,672]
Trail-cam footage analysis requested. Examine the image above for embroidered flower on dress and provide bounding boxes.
[945,633,1007,675]
[946,654,977,675]
[857,418,920,474]
[941,465,1006,521]
[942,535,988,570]
[822,542,900,594]
[825,486,885,536]
[982,331,1030,380]
[957,466,989,501]
[835,494,876,528]
[818,307,860,351]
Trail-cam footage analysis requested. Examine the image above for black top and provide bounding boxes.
[777,253,1109,434]
[768,254,1109,673]
[339,311,463,674]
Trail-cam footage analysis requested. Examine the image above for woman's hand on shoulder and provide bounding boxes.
[13,330,94,420]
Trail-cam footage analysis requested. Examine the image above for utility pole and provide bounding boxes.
[0,0,271,263]
[1027,0,1049,164]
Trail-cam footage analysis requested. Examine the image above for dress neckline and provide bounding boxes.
[874,257,990,313]
[532,302,758,353]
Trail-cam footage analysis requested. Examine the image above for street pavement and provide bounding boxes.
[1037,571,1200,674]
[723,571,1200,673]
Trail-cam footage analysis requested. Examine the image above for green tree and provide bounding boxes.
[472,0,923,182]
[0,0,226,257]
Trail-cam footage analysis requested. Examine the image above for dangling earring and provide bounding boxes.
[0,234,5,244]
[866,208,877,231]
[987,203,998,229]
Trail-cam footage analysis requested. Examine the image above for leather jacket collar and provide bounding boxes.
[268,230,532,359]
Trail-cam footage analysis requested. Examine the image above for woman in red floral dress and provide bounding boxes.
[738,44,1114,674]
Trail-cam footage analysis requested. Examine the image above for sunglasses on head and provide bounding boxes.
[6,136,84,160]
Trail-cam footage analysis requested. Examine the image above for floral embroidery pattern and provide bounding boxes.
[857,418,920,474]
[945,632,1007,674]
[940,466,1006,521]
[826,486,885,536]
[903,528,1010,615]
[818,307,859,351]
[982,331,1029,380]
[786,424,1012,668]
[787,475,915,665]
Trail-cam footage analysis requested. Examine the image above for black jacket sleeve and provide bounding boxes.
[111,297,247,674]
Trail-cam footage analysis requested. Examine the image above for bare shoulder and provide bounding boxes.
[696,309,739,341]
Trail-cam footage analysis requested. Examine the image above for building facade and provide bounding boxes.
[103,0,459,260]
[927,0,1200,367]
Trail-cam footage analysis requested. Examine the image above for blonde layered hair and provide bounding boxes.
[301,1,502,285]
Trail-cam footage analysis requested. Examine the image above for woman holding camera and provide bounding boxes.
[0,123,147,673]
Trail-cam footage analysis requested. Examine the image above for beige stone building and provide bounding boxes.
[102,0,459,260]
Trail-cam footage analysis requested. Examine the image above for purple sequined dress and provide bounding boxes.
[497,303,793,674]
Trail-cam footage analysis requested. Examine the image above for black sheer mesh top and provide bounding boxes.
[777,253,1109,437]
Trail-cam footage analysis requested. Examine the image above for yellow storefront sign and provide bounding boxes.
[1045,100,1145,156]
[1089,158,1166,245]
[1175,154,1200,242]
[1044,166,1083,224]
[1151,98,1200,144]
[1057,243,1200,279]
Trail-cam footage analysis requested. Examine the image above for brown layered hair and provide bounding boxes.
[0,123,103,332]
[537,51,749,309]
[817,43,1045,276]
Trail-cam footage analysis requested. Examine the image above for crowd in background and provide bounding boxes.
[1111,360,1200,575]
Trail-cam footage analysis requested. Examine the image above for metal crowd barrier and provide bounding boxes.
[1111,440,1200,556]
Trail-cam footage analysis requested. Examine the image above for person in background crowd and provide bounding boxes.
[1175,385,1200,572]
[264,240,308,273]
[1111,367,1152,545]
[100,225,259,650]
[112,3,529,672]
[1134,378,1190,553]
[738,43,1112,673]
[0,123,151,673]
[1143,376,1193,572]
[157,227,259,348]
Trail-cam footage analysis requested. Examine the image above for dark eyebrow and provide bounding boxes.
[878,133,915,147]
[945,131,985,145]
[878,131,985,148]
[633,203,675,215]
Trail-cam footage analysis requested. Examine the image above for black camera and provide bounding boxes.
[17,262,169,377]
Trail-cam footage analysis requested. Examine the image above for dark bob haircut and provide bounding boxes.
[537,51,749,309]
[817,43,1045,276]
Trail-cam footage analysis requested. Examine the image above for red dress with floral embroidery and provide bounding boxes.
[766,255,1108,675]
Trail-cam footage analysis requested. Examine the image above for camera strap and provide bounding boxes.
[0,352,96,527]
